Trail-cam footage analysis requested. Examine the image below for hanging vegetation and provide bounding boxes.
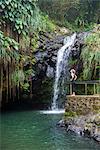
[0,0,38,35]
[0,0,55,35]
[0,0,55,106]
[81,25,100,80]
[0,31,19,62]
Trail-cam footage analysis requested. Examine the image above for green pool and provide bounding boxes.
[1,110,100,150]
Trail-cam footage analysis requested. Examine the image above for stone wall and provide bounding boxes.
[65,95,100,115]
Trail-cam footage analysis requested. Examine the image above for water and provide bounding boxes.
[40,109,65,114]
[52,33,76,110]
[1,111,99,150]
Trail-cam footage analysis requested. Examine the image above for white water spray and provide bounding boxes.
[52,33,76,110]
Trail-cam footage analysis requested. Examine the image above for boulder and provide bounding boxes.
[62,113,100,143]
[57,119,65,127]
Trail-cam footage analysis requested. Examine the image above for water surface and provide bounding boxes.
[1,110,100,150]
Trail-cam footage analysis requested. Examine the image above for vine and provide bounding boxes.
[0,0,55,102]
[0,0,38,35]
[0,31,19,62]
[0,0,55,35]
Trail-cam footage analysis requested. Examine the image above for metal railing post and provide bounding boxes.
[94,84,96,95]
[68,80,99,95]
[70,83,72,95]
[85,83,87,95]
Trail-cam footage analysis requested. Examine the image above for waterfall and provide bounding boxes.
[52,33,76,110]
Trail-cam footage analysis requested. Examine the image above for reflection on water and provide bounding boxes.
[1,111,100,150]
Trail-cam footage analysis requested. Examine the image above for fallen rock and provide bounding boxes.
[57,119,65,127]
[60,113,100,143]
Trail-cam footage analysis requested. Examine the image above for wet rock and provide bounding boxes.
[70,32,89,59]
[46,65,54,78]
[34,31,89,80]
[34,32,65,78]
[67,125,84,135]
[63,113,100,143]
[57,119,65,127]
[59,27,70,35]
[94,135,100,142]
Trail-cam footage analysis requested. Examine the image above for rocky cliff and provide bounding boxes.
[31,30,89,107]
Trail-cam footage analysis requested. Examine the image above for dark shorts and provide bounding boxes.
[72,81,76,92]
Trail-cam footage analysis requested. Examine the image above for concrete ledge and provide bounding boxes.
[65,95,100,115]
[67,95,100,98]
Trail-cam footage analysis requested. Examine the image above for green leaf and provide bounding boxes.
[15,25,19,30]
[5,1,9,5]
[18,29,21,34]
[14,3,17,8]
[1,4,5,9]
[13,45,19,51]
[20,24,23,29]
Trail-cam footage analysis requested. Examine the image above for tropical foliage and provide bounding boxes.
[38,0,99,31]
[0,31,19,62]
[0,0,55,103]
[81,25,100,80]
[0,0,55,35]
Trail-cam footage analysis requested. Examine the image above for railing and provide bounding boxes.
[66,80,100,95]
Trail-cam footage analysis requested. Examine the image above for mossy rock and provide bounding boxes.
[64,111,77,118]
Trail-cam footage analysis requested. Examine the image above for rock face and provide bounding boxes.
[34,31,88,79]
[31,32,66,106]
[63,113,100,143]
[32,31,89,106]
[34,32,66,78]
[34,32,88,77]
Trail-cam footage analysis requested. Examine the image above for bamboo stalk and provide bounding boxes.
[12,59,16,101]
[29,34,33,98]
[17,49,20,101]
[5,63,9,103]
[0,64,3,107]
[8,62,12,100]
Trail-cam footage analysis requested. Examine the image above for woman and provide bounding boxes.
[70,69,77,96]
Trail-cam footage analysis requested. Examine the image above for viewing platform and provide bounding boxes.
[65,80,100,114]
[66,80,100,95]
